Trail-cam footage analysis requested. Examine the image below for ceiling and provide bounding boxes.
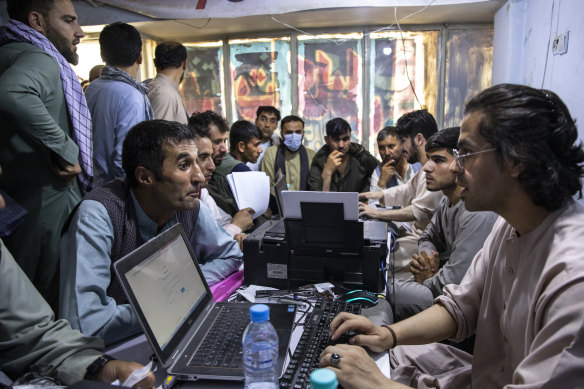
[76,1,503,42]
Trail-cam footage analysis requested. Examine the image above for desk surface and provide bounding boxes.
[107,296,394,388]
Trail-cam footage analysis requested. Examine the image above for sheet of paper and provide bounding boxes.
[227,171,270,219]
[238,284,278,303]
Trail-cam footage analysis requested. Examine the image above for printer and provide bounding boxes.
[243,199,388,292]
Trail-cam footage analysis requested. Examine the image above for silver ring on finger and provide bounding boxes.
[330,353,341,367]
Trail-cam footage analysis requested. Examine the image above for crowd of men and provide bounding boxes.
[0,0,583,387]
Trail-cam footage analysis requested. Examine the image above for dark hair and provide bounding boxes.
[99,22,142,68]
[187,121,207,141]
[396,109,438,140]
[122,120,195,188]
[377,126,398,144]
[7,0,53,24]
[154,41,187,70]
[425,127,460,155]
[464,83,584,210]
[326,117,351,138]
[88,64,104,82]
[229,120,262,152]
[281,115,305,128]
[188,110,229,136]
[256,106,281,121]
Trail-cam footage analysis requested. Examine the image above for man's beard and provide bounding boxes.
[383,155,397,166]
[407,148,419,164]
[213,155,224,166]
[45,23,79,65]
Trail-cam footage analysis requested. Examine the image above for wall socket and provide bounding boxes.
[552,31,569,55]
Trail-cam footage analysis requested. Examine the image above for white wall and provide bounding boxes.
[493,0,584,143]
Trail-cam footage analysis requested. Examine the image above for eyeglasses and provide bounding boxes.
[452,148,495,169]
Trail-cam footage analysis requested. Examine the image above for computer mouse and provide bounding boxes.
[337,289,379,308]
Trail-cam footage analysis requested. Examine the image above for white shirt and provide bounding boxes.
[200,188,242,236]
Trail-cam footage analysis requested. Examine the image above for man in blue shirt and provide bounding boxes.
[60,120,243,346]
[86,22,153,187]
[0,166,154,387]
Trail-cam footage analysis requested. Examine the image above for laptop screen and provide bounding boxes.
[115,224,214,365]
[124,232,206,349]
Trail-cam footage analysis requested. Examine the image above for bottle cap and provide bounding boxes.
[250,304,270,322]
[310,368,337,389]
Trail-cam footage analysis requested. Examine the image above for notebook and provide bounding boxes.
[113,223,296,381]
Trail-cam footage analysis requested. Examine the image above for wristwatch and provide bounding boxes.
[84,354,115,380]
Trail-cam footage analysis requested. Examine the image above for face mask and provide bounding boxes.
[283,133,303,152]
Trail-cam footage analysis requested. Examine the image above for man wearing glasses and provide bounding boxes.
[391,127,497,321]
[319,84,584,388]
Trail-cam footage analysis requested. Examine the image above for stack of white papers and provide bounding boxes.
[226,171,270,219]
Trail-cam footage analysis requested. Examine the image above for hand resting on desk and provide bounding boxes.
[320,313,409,389]
[319,344,397,389]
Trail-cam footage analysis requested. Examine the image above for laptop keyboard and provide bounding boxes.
[188,306,248,369]
[280,297,361,388]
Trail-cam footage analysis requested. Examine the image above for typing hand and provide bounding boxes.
[358,191,384,203]
[319,344,392,389]
[96,360,155,388]
[359,202,379,220]
[328,312,391,353]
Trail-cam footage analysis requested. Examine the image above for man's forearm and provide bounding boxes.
[376,205,415,222]
[390,304,457,347]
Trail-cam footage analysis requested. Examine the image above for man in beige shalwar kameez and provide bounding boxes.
[318,84,584,389]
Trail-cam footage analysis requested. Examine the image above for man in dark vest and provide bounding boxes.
[59,120,243,346]
[261,115,317,196]
[207,120,263,217]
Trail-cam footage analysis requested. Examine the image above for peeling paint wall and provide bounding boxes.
[493,0,584,144]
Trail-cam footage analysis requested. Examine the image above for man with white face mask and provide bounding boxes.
[261,115,317,196]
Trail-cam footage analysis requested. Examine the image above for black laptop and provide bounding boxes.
[113,223,296,381]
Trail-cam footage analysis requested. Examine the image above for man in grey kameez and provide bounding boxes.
[0,0,93,312]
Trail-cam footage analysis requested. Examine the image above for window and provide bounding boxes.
[444,28,493,128]
[228,37,291,123]
[73,24,492,153]
[368,30,439,153]
[298,33,363,151]
[181,41,224,117]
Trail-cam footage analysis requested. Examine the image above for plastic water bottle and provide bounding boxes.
[242,304,279,389]
[310,368,338,389]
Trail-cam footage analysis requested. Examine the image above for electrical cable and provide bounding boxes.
[174,18,212,30]
[394,6,423,108]
[380,260,390,298]
[269,0,438,46]
[541,0,557,88]
[267,296,313,371]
